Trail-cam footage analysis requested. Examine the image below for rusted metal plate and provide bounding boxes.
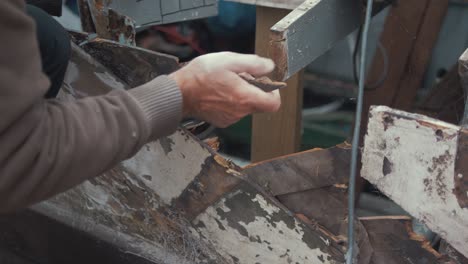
[361,106,468,258]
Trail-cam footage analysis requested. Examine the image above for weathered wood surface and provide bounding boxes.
[245,145,453,263]
[390,0,449,110]
[459,48,468,126]
[361,0,449,139]
[245,144,350,196]
[416,65,464,124]
[270,0,362,81]
[86,0,137,46]
[192,181,346,263]
[440,240,468,264]
[361,106,468,258]
[359,217,443,264]
[252,6,304,162]
[0,38,351,263]
[77,0,96,33]
[225,0,304,10]
[82,38,179,87]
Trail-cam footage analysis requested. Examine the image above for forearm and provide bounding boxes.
[0,0,182,212]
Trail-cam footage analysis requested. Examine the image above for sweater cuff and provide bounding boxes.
[128,75,183,140]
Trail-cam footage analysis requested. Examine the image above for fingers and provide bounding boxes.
[229,73,281,113]
[248,89,281,113]
[219,52,275,76]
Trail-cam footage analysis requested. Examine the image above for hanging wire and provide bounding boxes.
[353,26,389,91]
[346,0,374,263]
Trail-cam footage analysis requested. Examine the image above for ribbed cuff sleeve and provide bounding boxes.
[128,75,183,140]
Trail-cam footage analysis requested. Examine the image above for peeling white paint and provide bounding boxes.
[123,131,211,204]
[194,191,338,263]
[361,106,468,258]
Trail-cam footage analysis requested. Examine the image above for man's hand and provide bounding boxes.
[169,52,281,128]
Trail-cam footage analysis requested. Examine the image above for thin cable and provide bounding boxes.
[346,0,374,263]
[353,27,389,91]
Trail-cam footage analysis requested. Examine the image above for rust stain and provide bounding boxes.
[382,114,394,131]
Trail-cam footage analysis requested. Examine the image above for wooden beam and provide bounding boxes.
[361,0,448,135]
[416,65,464,124]
[245,144,350,196]
[361,106,468,258]
[391,0,449,110]
[251,6,304,162]
[270,0,361,81]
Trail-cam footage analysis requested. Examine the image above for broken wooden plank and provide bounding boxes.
[245,143,350,196]
[86,0,137,46]
[270,0,362,81]
[241,75,287,92]
[361,106,468,258]
[81,38,179,87]
[192,181,346,264]
[359,216,443,263]
[391,0,449,110]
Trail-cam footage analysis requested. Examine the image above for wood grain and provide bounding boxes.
[362,106,468,258]
[251,6,304,162]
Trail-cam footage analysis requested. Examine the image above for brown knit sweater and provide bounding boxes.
[0,0,182,212]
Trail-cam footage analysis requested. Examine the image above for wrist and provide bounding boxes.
[169,71,192,117]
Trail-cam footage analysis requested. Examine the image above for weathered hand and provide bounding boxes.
[170,52,281,128]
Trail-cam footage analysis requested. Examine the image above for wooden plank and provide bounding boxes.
[459,48,468,126]
[192,181,346,264]
[359,217,443,263]
[245,144,350,196]
[251,6,304,162]
[361,106,468,258]
[360,0,445,137]
[391,0,449,110]
[440,240,468,264]
[225,0,304,10]
[270,0,361,81]
[82,38,179,87]
[416,65,464,124]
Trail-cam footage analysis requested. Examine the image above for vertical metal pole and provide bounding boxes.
[346,0,374,263]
